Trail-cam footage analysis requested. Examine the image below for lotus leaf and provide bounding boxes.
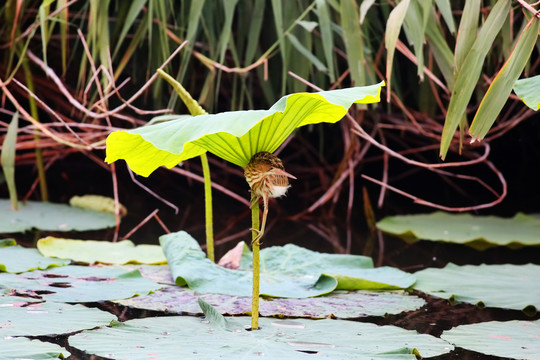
[0,302,116,336]
[105,83,384,176]
[0,245,70,273]
[0,265,162,303]
[115,286,425,318]
[413,263,540,314]
[161,231,415,298]
[377,212,540,250]
[37,237,167,265]
[68,315,452,359]
[0,199,117,233]
[0,337,70,360]
[441,319,540,359]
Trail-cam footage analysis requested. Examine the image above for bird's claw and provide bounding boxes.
[249,227,263,246]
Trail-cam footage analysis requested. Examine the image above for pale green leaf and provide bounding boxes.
[341,0,366,85]
[413,263,540,314]
[0,336,70,360]
[160,231,413,298]
[425,9,455,87]
[0,199,117,232]
[115,285,426,318]
[470,17,540,140]
[439,0,511,159]
[441,319,540,359]
[69,316,453,359]
[359,0,375,24]
[434,0,455,34]
[244,0,266,63]
[454,0,480,70]
[0,265,162,303]
[1,112,19,210]
[0,245,70,273]
[316,0,335,82]
[37,237,166,265]
[0,302,116,336]
[287,33,328,72]
[514,74,540,110]
[297,20,318,32]
[69,194,126,215]
[112,0,147,58]
[385,0,410,102]
[105,83,384,176]
[377,212,540,250]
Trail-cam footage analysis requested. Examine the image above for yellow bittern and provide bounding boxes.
[244,151,296,245]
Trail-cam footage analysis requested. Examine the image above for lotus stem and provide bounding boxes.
[200,152,214,262]
[156,69,215,261]
[251,191,260,330]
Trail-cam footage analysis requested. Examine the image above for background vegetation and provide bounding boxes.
[0,0,539,255]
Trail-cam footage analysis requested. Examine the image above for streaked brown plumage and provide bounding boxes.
[244,151,296,244]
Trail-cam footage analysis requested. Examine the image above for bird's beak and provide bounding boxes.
[270,168,297,179]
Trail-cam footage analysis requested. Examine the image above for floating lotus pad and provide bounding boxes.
[377,212,540,250]
[441,319,540,359]
[105,83,384,176]
[0,337,71,360]
[413,263,540,315]
[161,231,415,298]
[0,199,117,233]
[68,315,453,359]
[115,286,426,318]
[0,265,162,303]
[0,245,70,273]
[0,302,116,337]
[37,237,167,265]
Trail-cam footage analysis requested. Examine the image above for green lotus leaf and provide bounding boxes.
[0,199,117,233]
[441,319,540,359]
[37,237,167,265]
[0,336,71,360]
[160,231,413,298]
[413,263,540,315]
[0,245,70,273]
[376,212,540,250]
[0,302,116,337]
[114,285,426,318]
[105,83,384,176]
[68,315,452,359]
[0,265,162,303]
[513,74,540,111]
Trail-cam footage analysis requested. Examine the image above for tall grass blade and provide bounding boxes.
[359,0,375,24]
[434,0,455,34]
[271,0,287,95]
[470,17,540,140]
[112,0,147,59]
[341,0,366,85]
[38,0,54,66]
[244,0,265,64]
[454,0,480,72]
[425,9,454,88]
[287,33,327,72]
[385,0,410,102]
[57,0,69,73]
[403,0,425,80]
[316,0,335,82]
[1,112,19,211]
[439,0,510,159]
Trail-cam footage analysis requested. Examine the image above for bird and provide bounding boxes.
[244,151,296,245]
